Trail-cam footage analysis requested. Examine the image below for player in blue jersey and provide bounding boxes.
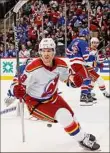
[66,28,94,106]
[4,58,33,107]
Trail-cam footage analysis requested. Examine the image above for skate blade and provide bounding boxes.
[103,93,110,98]
[80,102,93,106]
[93,101,97,104]
[104,96,110,98]
[80,147,101,152]
[79,144,101,152]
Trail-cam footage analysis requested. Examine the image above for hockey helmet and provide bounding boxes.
[39,38,56,53]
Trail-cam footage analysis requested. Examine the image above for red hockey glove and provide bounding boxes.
[97,53,105,63]
[68,73,83,88]
[13,84,26,99]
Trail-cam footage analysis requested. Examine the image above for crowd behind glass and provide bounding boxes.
[0,0,110,58]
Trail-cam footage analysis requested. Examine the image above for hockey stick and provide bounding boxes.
[13,12,25,142]
[13,1,29,142]
[0,106,16,115]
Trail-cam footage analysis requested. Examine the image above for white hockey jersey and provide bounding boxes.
[84,49,97,67]
[14,58,69,100]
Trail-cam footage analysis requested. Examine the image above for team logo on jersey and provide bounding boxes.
[72,45,79,54]
[71,42,79,54]
[42,75,59,97]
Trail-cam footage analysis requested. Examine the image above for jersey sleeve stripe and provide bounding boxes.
[26,65,42,72]
[58,65,68,68]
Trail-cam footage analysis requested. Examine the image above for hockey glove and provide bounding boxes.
[13,84,26,99]
[67,73,83,88]
[97,53,105,63]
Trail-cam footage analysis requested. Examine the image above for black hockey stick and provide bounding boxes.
[0,106,16,115]
[13,12,25,142]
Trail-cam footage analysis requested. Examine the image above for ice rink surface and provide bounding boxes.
[1,80,109,152]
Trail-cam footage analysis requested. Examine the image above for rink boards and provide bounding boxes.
[1,58,110,80]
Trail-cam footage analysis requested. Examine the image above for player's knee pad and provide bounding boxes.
[55,108,74,127]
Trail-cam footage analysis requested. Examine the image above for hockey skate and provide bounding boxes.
[103,91,110,98]
[88,93,97,103]
[79,134,100,151]
[80,94,93,106]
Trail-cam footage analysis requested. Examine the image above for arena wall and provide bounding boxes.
[1,58,110,80]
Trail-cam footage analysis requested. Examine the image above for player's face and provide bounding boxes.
[91,41,99,49]
[40,48,55,66]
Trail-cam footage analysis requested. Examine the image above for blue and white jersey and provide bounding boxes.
[85,49,97,67]
[85,49,106,67]
[66,38,90,65]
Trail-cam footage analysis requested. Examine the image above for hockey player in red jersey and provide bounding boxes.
[12,38,100,151]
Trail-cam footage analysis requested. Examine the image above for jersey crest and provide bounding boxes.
[41,75,59,97]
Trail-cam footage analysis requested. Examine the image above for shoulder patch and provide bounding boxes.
[55,58,68,68]
[26,58,43,72]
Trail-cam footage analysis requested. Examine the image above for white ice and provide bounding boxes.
[1,80,109,152]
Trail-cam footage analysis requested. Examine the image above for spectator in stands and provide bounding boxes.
[6,43,16,57]
[0,0,109,58]
[28,23,37,45]
[50,9,60,27]
[43,17,53,32]
[106,47,110,60]
[56,30,65,56]
[0,32,4,45]
[57,12,65,27]
[0,44,5,58]
[19,44,30,58]
[7,28,14,39]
